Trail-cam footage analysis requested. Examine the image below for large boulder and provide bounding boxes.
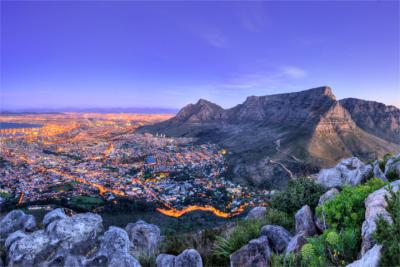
[230,236,271,267]
[314,188,339,232]
[285,231,308,255]
[372,160,387,182]
[361,180,400,255]
[0,210,36,241]
[245,207,267,220]
[346,244,382,267]
[260,225,292,253]
[295,205,316,237]
[125,220,161,257]
[384,154,400,180]
[156,249,202,267]
[6,230,51,266]
[42,208,69,228]
[316,157,373,188]
[156,254,176,267]
[174,249,203,267]
[46,212,103,255]
[86,227,141,267]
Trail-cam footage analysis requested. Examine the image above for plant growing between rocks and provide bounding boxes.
[373,185,400,267]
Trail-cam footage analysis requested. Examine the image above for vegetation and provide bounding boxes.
[373,185,400,267]
[68,195,104,211]
[271,177,325,215]
[212,208,294,265]
[270,253,301,267]
[379,153,394,172]
[308,178,387,265]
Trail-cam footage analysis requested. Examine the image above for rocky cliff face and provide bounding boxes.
[340,98,400,144]
[139,87,400,189]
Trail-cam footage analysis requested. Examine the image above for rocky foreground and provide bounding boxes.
[0,153,399,267]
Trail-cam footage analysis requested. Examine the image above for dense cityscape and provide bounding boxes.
[0,113,267,218]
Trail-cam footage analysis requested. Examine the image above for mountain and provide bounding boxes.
[138,87,400,189]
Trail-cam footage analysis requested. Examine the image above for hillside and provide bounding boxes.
[139,87,400,189]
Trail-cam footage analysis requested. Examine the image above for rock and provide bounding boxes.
[0,210,37,241]
[174,249,203,267]
[156,254,176,267]
[0,257,3,267]
[285,231,308,255]
[317,188,339,206]
[260,225,292,253]
[315,188,339,232]
[156,249,202,267]
[125,220,161,257]
[46,212,103,255]
[316,157,373,188]
[230,236,271,267]
[384,154,400,180]
[4,230,27,250]
[372,160,387,182]
[87,226,140,267]
[245,207,267,220]
[295,205,317,236]
[361,180,400,254]
[43,208,68,228]
[346,245,382,267]
[7,230,51,266]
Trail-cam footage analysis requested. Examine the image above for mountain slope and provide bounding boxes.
[139,87,400,189]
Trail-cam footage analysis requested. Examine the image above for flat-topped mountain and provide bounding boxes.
[139,87,400,189]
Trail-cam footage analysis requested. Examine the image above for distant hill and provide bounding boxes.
[138,86,400,189]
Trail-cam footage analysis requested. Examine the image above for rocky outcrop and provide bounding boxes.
[42,208,69,228]
[314,188,339,232]
[0,210,36,241]
[230,236,271,267]
[6,230,50,266]
[316,157,373,188]
[384,153,400,180]
[245,207,267,220]
[372,160,387,182]
[361,180,400,255]
[1,209,149,267]
[86,227,141,267]
[260,225,292,253]
[295,205,317,237]
[125,220,161,257]
[285,231,308,255]
[346,244,382,267]
[156,249,203,267]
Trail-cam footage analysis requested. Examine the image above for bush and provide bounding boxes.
[271,177,325,215]
[212,208,293,264]
[373,186,400,267]
[312,178,387,265]
[270,253,301,267]
[213,219,263,263]
[379,153,394,172]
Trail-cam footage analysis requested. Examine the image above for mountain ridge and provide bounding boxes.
[138,87,400,189]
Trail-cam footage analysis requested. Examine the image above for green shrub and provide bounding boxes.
[373,186,400,267]
[271,177,325,215]
[270,253,301,267]
[212,208,293,264]
[213,219,263,262]
[386,170,400,182]
[312,178,387,265]
[317,178,386,230]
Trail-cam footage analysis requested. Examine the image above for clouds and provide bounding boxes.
[281,66,307,79]
[201,30,227,48]
[218,65,308,91]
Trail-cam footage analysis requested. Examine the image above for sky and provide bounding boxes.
[1,0,399,111]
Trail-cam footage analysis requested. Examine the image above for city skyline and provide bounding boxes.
[1,1,399,111]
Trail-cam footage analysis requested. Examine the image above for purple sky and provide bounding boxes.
[1,0,399,111]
